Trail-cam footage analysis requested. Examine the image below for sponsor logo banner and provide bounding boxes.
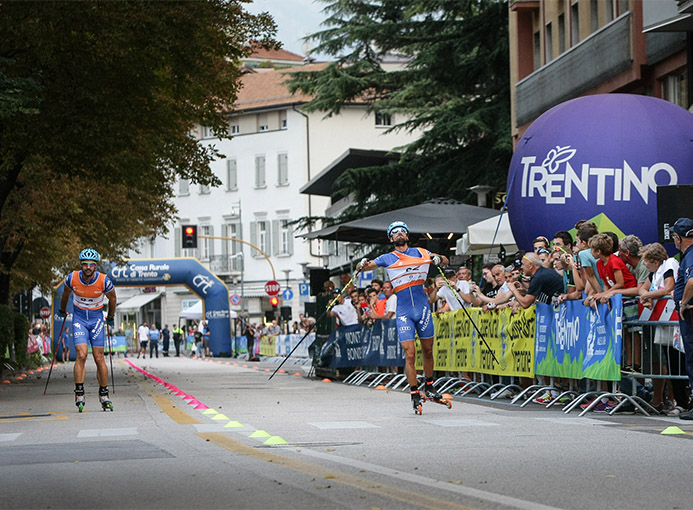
[534,296,622,381]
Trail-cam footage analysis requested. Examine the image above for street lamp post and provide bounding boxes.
[281,269,292,333]
[229,252,244,316]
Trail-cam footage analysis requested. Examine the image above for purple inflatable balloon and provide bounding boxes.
[506,94,693,250]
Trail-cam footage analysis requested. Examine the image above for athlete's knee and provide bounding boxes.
[419,338,434,356]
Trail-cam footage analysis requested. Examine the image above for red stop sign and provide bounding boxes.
[40,307,51,319]
[265,280,281,296]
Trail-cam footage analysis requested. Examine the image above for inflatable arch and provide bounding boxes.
[52,258,232,357]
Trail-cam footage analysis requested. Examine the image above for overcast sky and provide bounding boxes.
[245,0,331,59]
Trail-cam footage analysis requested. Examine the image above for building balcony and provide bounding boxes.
[515,12,632,127]
[207,255,243,275]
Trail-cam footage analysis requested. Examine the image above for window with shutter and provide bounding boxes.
[277,153,288,186]
[255,155,266,188]
[227,159,237,191]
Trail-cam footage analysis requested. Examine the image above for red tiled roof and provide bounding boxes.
[234,63,329,109]
[248,45,304,62]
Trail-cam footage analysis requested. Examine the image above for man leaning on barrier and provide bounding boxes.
[669,218,693,420]
[507,253,563,308]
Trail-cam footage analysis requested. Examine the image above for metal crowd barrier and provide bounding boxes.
[333,315,688,418]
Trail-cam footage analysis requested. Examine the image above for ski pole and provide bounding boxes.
[435,266,500,366]
[269,270,361,380]
[44,316,67,396]
[107,324,115,394]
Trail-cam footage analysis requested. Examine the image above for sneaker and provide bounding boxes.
[592,401,614,413]
[491,388,514,399]
[533,390,559,404]
[580,398,597,410]
[591,398,619,413]
[678,410,693,420]
[667,405,685,417]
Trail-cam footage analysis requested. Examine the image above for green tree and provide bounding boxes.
[288,0,511,224]
[0,1,277,303]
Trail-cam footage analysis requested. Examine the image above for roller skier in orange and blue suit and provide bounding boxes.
[58,249,117,411]
[358,221,449,413]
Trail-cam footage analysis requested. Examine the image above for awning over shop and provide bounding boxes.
[117,292,160,312]
[298,200,499,244]
[300,148,400,197]
[456,214,517,255]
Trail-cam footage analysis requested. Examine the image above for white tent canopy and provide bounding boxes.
[456,214,517,255]
[178,300,237,321]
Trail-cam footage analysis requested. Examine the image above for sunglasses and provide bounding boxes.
[81,262,96,268]
[390,227,408,236]
[537,248,550,254]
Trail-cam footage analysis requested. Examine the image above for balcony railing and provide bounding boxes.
[208,254,243,274]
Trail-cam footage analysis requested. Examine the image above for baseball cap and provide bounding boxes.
[668,218,693,238]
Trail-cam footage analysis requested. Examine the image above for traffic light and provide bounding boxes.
[269,296,279,309]
[182,224,198,249]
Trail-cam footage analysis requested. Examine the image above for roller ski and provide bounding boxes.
[411,390,423,415]
[75,390,86,413]
[422,383,453,409]
[99,387,114,412]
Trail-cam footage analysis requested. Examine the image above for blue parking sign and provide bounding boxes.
[299,283,309,296]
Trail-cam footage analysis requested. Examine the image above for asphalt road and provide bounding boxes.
[1,355,691,510]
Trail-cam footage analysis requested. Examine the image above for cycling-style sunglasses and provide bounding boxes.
[390,227,408,236]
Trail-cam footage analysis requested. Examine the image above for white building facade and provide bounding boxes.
[119,63,419,332]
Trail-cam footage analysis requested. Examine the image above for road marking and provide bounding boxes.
[198,432,477,510]
[193,424,247,433]
[154,395,202,425]
[422,418,499,427]
[535,417,618,426]
[0,433,22,442]
[77,428,138,438]
[308,421,379,430]
[299,448,565,510]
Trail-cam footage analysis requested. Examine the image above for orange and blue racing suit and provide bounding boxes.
[373,247,434,342]
[64,270,114,348]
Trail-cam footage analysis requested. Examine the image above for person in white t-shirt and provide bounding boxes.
[434,270,465,312]
[326,290,359,327]
[137,321,149,359]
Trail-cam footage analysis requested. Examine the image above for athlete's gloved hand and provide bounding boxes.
[105,316,114,327]
[359,258,368,271]
[57,309,67,319]
[432,255,441,266]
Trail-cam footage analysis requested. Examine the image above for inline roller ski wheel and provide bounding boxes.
[75,393,85,413]
[423,395,453,409]
[411,392,423,415]
[99,396,113,412]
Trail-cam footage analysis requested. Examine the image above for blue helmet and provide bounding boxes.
[387,221,409,238]
[79,248,100,262]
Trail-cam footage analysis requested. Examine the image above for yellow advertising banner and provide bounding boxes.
[259,336,277,357]
[417,307,535,378]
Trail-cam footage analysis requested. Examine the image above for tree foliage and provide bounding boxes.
[0,1,277,302]
[288,0,511,225]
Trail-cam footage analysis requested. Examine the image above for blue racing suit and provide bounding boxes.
[64,271,115,349]
[374,247,434,342]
